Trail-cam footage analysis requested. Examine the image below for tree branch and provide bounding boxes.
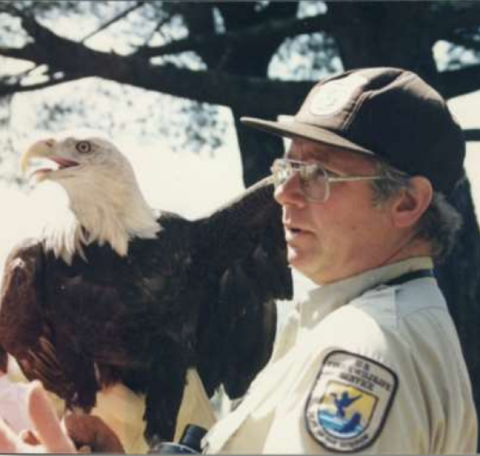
[465,129,480,142]
[140,11,176,50]
[1,5,51,44]
[100,61,311,115]
[0,73,85,97]
[0,9,122,76]
[1,40,309,115]
[134,13,335,59]
[0,7,311,113]
[4,4,480,119]
[0,3,21,16]
[433,2,480,37]
[439,64,480,98]
[443,31,480,52]
[80,1,146,43]
[0,45,38,61]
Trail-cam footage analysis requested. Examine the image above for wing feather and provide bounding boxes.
[0,239,75,401]
[0,177,291,442]
[193,177,291,398]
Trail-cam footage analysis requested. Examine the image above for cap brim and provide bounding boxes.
[241,117,375,157]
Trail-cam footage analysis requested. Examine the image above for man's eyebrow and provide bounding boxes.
[286,144,333,163]
[306,150,331,162]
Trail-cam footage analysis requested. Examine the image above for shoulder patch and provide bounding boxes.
[305,350,398,453]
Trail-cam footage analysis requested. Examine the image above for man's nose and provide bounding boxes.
[274,173,307,208]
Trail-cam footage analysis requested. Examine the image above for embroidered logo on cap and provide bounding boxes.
[305,350,398,453]
[309,74,367,117]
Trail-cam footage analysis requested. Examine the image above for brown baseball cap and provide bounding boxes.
[241,67,465,194]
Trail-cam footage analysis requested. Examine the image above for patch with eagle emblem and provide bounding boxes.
[305,351,398,453]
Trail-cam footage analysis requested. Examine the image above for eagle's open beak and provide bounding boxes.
[20,139,57,175]
[21,139,79,180]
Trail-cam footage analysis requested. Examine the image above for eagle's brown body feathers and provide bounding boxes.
[0,177,292,442]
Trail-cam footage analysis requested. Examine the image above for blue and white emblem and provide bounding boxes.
[316,381,376,440]
[305,351,398,452]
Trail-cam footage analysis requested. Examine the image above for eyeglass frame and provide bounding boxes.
[270,158,385,203]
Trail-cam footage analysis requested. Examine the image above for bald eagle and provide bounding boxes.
[0,132,292,444]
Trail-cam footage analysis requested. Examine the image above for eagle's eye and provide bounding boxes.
[76,141,92,154]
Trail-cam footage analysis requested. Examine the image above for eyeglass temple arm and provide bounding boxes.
[329,176,384,183]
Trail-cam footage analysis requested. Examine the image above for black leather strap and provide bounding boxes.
[383,269,434,287]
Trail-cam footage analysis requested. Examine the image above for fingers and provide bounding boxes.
[64,413,125,453]
[27,380,77,453]
[19,429,40,445]
[0,381,78,454]
[0,418,27,453]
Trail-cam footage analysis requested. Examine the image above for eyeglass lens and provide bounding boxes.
[272,159,329,202]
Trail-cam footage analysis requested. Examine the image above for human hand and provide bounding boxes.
[0,380,77,453]
[64,413,125,453]
[0,380,125,453]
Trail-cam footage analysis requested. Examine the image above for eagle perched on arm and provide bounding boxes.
[0,131,292,446]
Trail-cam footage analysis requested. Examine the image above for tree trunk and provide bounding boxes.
[437,179,480,449]
[328,2,438,79]
[207,2,300,185]
[233,113,284,186]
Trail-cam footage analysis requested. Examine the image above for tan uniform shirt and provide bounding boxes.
[203,258,478,454]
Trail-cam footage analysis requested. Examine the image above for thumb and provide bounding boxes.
[0,418,27,453]
[27,381,77,453]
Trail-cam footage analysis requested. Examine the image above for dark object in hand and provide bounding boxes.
[64,413,125,453]
[148,424,207,454]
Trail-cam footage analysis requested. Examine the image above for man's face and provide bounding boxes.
[274,139,400,284]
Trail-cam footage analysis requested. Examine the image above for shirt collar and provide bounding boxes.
[299,257,434,328]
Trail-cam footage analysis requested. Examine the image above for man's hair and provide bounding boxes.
[371,161,462,263]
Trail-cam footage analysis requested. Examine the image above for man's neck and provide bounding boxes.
[379,237,432,269]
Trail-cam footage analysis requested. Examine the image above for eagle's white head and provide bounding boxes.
[21,130,160,264]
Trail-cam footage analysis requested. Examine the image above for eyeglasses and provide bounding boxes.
[270,158,384,202]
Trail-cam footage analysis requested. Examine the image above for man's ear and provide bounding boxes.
[391,177,433,228]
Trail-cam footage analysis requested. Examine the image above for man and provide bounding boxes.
[201,67,478,454]
[0,67,477,454]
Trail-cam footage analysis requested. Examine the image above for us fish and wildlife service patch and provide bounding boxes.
[305,350,398,453]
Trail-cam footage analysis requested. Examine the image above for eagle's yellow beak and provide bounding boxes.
[20,139,57,175]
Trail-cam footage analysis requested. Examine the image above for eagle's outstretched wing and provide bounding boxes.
[192,176,292,398]
[0,176,291,442]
